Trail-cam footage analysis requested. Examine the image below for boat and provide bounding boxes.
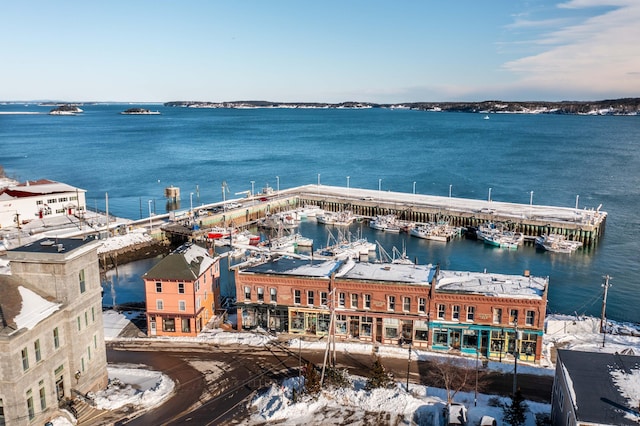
[316,229,375,259]
[120,108,161,115]
[263,231,313,253]
[369,214,401,233]
[410,222,461,242]
[258,212,298,230]
[207,226,237,240]
[483,230,524,250]
[316,210,355,226]
[535,234,583,253]
[483,114,490,120]
[49,105,83,115]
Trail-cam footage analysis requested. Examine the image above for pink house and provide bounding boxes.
[143,243,221,337]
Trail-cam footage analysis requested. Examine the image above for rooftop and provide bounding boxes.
[0,178,85,198]
[436,270,547,299]
[8,236,99,255]
[557,349,640,425]
[242,257,342,279]
[338,261,436,285]
[143,242,217,281]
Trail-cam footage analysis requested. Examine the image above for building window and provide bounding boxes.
[437,304,445,319]
[85,311,88,326]
[466,306,475,321]
[509,309,518,324]
[26,390,34,420]
[162,318,176,332]
[526,310,535,326]
[434,329,448,346]
[403,297,411,312]
[320,291,328,306]
[418,298,426,313]
[39,385,46,410]
[21,348,29,371]
[156,299,164,310]
[387,295,396,311]
[34,340,42,362]
[47,198,56,204]
[178,300,186,311]
[244,286,251,300]
[88,346,91,361]
[339,292,345,307]
[182,318,191,333]
[270,288,277,303]
[195,281,200,292]
[493,308,502,324]
[294,290,301,304]
[361,316,373,336]
[156,282,162,293]
[364,294,371,309]
[257,287,264,302]
[383,318,399,338]
[94,334,97,349]
[79,269,86,293]
[452,305,460,321]
[351,294,358,309]
[92,306,95,322]
[36,199,43,205]
[77,316,81,331]
[178,283,185,294]
[53,327,60,349]
[307,290,314,305]
[335,315,347,335]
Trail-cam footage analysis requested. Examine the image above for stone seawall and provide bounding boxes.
[99,239,171,271]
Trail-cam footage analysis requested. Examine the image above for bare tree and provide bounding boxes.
[426,357,476,404]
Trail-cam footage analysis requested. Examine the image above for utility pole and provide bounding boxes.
[512,318,519,396]
[600,275,612,347]
[406,343,412,392]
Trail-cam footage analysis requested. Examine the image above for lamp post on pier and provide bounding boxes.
[276,176,280,193]
[317,173,321,186]
[250,181,255,197]
[346,176,350,189]
[148,200,153,230]
[412,181,416,194]
[189,192,194,213]
[529,191,534,206]
[378,178,382,192]
[488,187,492,202]
[449,184,452,198]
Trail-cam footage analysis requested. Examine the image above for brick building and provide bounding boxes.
[235,258,548,363]
[143,242,222,337]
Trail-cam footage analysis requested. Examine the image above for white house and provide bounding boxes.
[0,179,87,229]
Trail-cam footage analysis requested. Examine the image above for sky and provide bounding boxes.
[1,1,639,103]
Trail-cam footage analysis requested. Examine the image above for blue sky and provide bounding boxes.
[1,0,638,102]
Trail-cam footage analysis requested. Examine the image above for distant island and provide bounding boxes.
[49,104,83,115]
[164,98,640,115]
[120,108,161,115]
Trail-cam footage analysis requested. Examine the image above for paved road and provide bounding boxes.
[106,340,553,425]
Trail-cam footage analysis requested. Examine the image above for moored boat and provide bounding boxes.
[535,234,582,253]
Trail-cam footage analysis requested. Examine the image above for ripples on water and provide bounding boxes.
[1,104,639,323]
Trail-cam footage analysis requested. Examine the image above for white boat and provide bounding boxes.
[369,214,401,233]
[410,222,460,242]
[535,234,583,253]
[483,230,524,250]
[258,212,298,230]
[316,229,375,259]
[316,210,355,226]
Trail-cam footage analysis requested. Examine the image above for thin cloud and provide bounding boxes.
[503,0,640,96]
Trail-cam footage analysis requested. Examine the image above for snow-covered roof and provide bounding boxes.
[0,179,85,198]
[242,257,342,279]
[143,242,217,281]
[436,270,547,299]
[338,261,436,285]
[0,274,61,336]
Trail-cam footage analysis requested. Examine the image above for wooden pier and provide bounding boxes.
[164,184,606,247]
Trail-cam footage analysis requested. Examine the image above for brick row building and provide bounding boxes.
[235,258,548,362]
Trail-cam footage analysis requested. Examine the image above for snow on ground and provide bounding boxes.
[95,309,640,425]
[97,228,153,254]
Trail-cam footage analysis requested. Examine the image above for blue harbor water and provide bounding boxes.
[1,103,639,324]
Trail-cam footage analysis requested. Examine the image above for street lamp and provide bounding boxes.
[317,173,321,186]
[276,176,280,193]
[346,176,350,189]
[475,349,479,406]
[406,343,412,392]
[575,194,579,210]
[412,181,416,194]
[530,191,534,206]
[250,181,255,197]
[513,318,519,396]
[148,200,153,230]
[190,192,194,212]
[488,187,492,202]
[449,184,452,198]
[378,178,382,192]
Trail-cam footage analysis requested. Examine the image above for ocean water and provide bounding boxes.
[1,103,639,323]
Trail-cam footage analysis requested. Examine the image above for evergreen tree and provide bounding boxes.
[365,356,394,390]
[502,389,529,426]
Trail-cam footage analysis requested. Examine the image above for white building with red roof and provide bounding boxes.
[0,179,87,229]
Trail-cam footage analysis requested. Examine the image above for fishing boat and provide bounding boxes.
[258,212,298,230]
[483,230,524,250]
[369,214,401,233]
[535,234,583,253]
[207,226,237,240]
[410,222,460,242]
[316,210,355,226]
